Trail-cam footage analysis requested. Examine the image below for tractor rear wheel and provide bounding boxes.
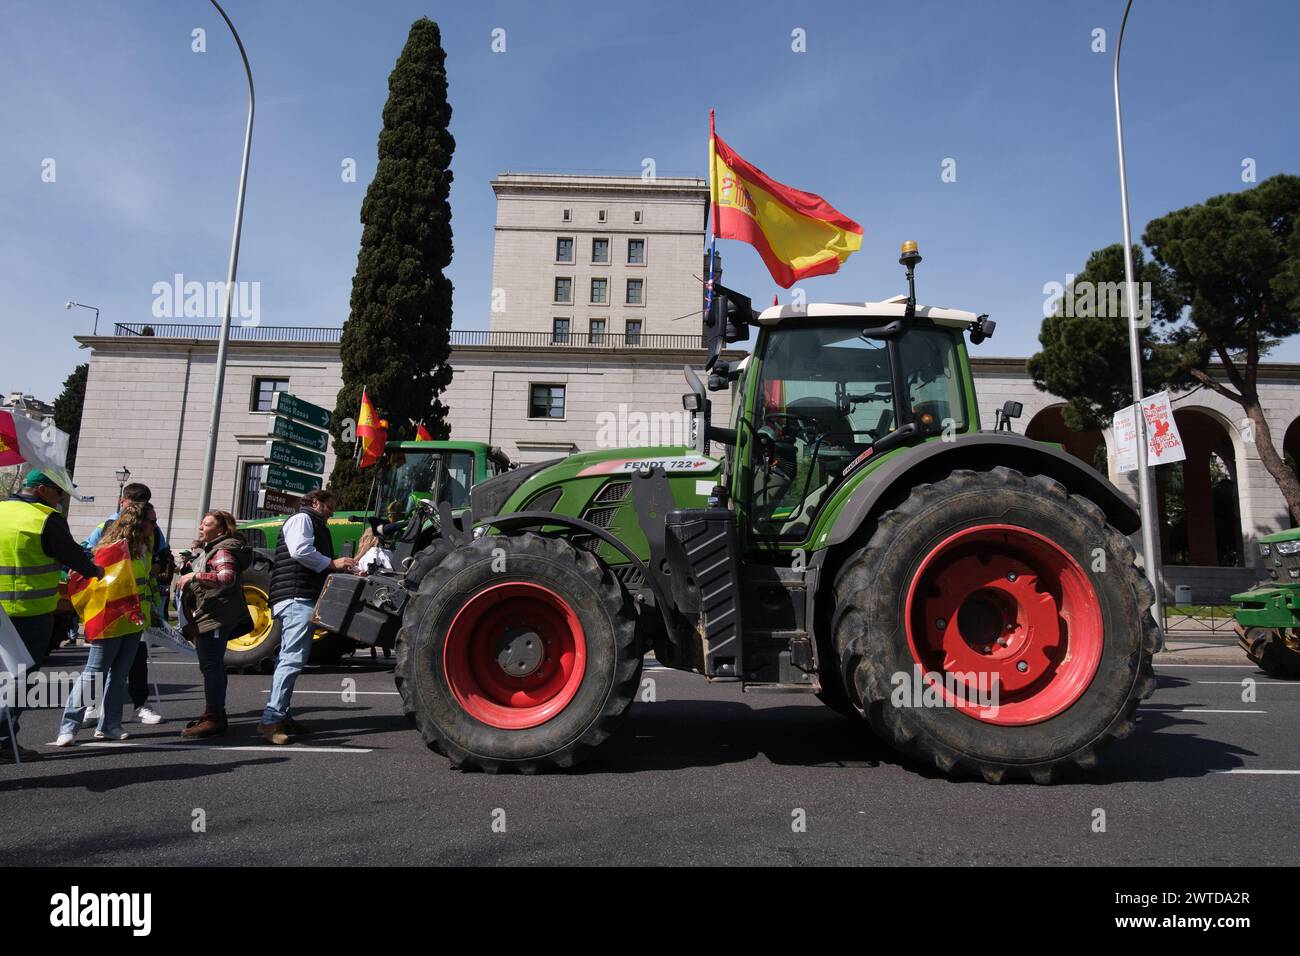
[1238,625,1300,677]
[394,532,642,772]
[832,467,1158,783]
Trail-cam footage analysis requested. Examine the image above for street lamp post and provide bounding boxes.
[65,301,100,335]
[115,466,131,499]
[197,0,254,518]
[1113,0,1164,625]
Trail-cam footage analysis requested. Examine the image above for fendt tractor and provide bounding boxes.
[311,243,1160,782]
[1232,528,1300,677]
[229,440,513,672]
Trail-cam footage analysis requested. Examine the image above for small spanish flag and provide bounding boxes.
[416,423,434,442]
[356,389,388,469]
[709,111,863,288]
[67,539,145,641]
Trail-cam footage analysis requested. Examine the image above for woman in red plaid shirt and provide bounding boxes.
[175,511,254,738]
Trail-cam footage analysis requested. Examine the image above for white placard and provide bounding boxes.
[1113,392,1186,473]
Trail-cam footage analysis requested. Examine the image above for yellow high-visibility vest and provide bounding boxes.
[0,498,60,617]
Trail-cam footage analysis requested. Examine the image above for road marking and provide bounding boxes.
[259,689,400,696]
[1197,681,1299,685]
[1179,708,1266,714]
[1212,769,1300,775]
[55,741,373,754]
[1154,663,1257,668]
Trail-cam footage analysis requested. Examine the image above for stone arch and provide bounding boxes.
[1157,404,1244,567]
[1024,404,1107,472]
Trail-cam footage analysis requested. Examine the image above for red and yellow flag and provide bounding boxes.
[415,423,433,442]
[356,389,388,469]
[67,539,145,641]
[709,111,863,288]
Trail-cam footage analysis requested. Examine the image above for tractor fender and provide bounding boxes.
[473,511,677,637]
[825,432,1140,547]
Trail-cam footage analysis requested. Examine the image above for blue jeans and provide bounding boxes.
[261,599,314,725]
[196,624,233,715]
[60,632,142,737]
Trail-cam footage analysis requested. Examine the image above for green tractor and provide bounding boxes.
[1231,528,1300,677]
[228,440,513,672]
[315,243,1159,781]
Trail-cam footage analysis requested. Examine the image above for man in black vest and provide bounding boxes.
[259,489,356,744]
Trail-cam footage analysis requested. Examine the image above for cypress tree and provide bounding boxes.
[328,18,455,508]
[53,363,88,476]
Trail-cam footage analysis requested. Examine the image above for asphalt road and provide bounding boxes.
[2,641,1296,866]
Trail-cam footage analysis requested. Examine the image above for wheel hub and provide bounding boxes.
[497,627,545,678]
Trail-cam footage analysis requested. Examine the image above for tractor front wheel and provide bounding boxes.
[1238,625,1300,677]
[832,467,1158,783]
[394,533,642,772]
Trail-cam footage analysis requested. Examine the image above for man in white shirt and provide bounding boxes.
[259,489,356,744]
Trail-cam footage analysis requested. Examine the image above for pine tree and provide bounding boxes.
[53,363,88,476]
[328,18,455,508]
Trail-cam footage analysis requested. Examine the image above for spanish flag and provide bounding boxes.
[709,111,863,288]
[356,389,388,469]
[416,423,434,442]
[67,539,145,642]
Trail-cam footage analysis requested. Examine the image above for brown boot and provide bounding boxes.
[258,721,292,745]
[182,712,227,740]
[284,718,311,737]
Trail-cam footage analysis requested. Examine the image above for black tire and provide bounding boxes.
[224,565,281,674]
[394,532,642,773]
[832,467,1157,784]
[1239,626,1300,678]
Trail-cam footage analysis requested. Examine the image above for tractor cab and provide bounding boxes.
[692,241,996,548]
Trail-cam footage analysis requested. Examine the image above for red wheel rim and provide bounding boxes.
[442,582,587,730]
[904,524,1103,726]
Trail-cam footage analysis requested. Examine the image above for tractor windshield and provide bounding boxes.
[750,324,965,540]
[379,451,475,521]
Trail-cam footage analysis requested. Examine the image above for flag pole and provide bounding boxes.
[1114,0,1163,625]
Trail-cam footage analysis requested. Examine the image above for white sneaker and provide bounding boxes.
[93,729,130,740]
[53,733,76,747]
[135,706,164,725]
[82,705,99,726]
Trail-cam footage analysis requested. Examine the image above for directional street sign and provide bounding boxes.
[273,391,332,431]
[263,463,318,495]
[265,440,325,475]
[267,414,329,453]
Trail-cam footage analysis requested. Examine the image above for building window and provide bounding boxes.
[237,462,270,520]
[591,237,609,264]
[590,318,606,344]
[627,238,645,264]
[554,277,572,304]
[556,237,574,263]
[633,210,643,223]
[597,209,607,223]
[251,377,288,412]
[590,277,608,304]
[626,278,644,305]
[552,318,570,344]
[562,208,571,222]
[625,320,643,345]
[529,384,566,419]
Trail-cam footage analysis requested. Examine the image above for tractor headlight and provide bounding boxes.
[1275,540,1300,556]
[1260,542,1272,557]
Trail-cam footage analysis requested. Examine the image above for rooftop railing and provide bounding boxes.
[112,323,705,349]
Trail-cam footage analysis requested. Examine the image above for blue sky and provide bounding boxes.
[2,0,1297,401]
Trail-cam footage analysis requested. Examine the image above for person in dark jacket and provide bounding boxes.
[259,489,356,744]
[175,510,253,738]
[0,471,101,762]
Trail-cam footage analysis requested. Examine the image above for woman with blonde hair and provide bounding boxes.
[175,509,253,738]
[55,502,157,745]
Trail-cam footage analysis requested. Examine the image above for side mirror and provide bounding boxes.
[995,400,1023,432]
